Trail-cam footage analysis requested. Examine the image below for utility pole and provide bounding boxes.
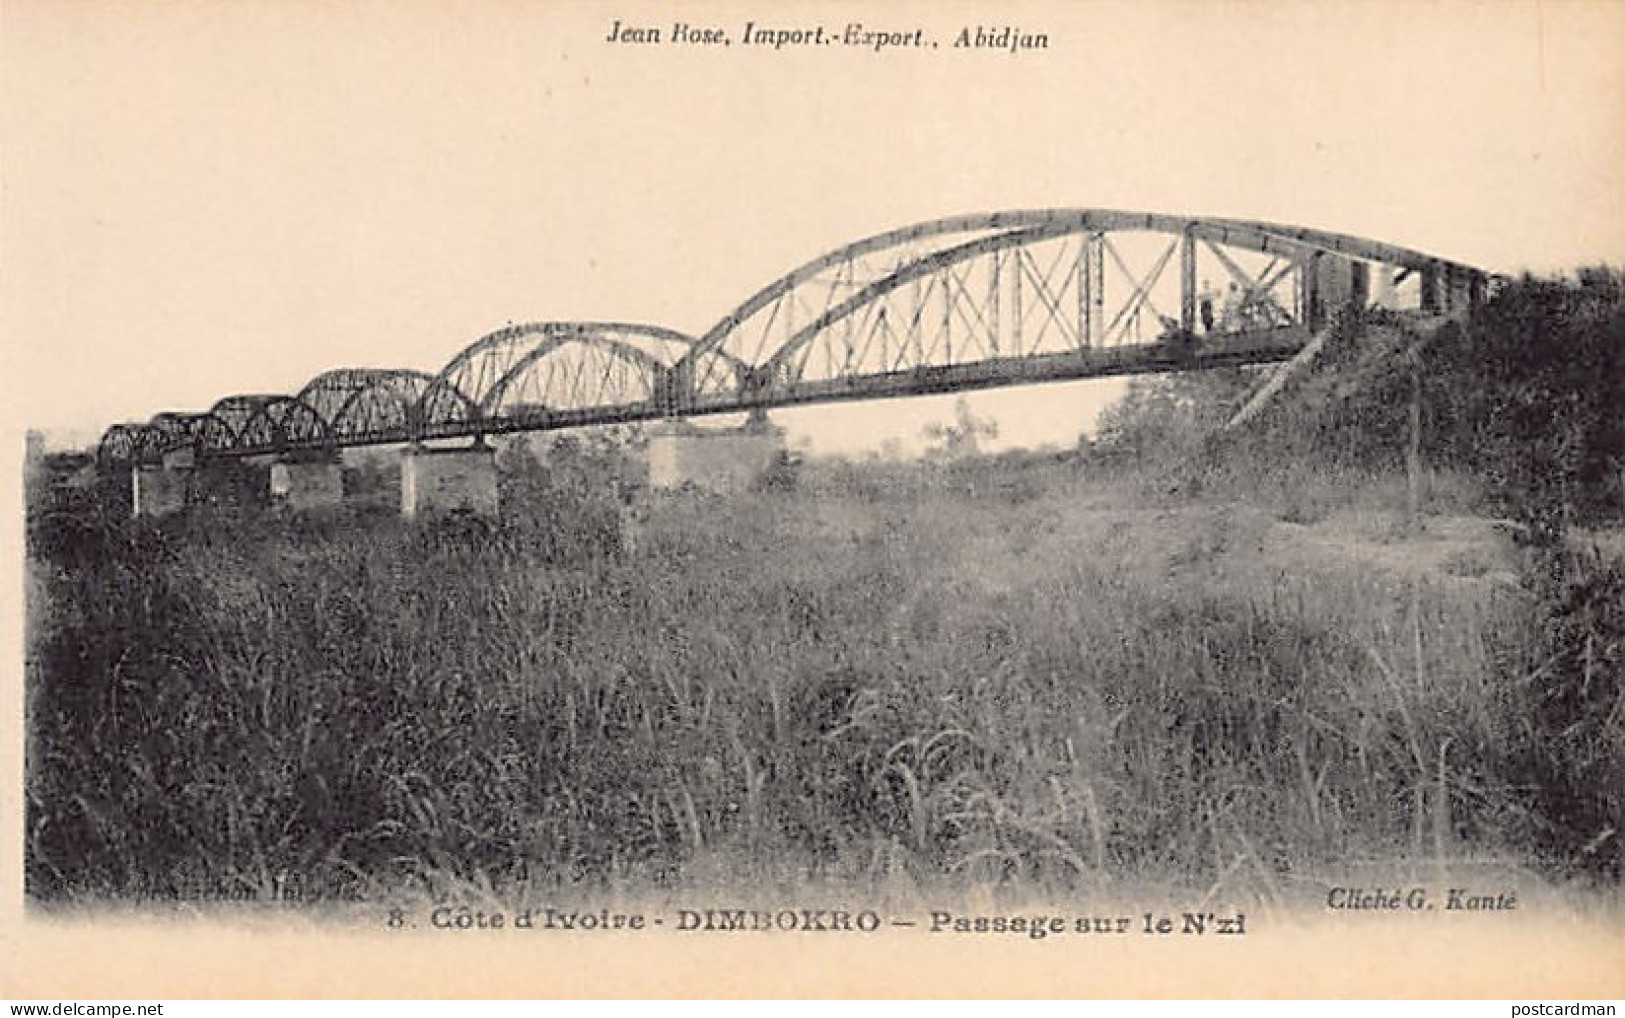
[1408,345,1424,534]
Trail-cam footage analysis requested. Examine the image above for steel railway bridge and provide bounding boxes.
[97,209,1489,467]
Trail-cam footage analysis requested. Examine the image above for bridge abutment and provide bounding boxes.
[647,411,786,495]
[400,443,499,519]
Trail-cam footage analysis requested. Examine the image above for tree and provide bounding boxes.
[1424,270,1625,538]
[923,397,999,462]
[1090,369,1257,467]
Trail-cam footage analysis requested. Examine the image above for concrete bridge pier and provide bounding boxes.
[126,446,207,517]
[647,409,786,495]
[131,461,191,517]
[400,441,499,519]
[269,454,344,512]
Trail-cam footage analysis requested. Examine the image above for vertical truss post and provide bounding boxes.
[1084,231,1104,348]
[652,366,674,418]
[1074,234,1086,350]
[668,361,694,417]
[1180,226,1197,334]
[988,248,1001,355]
[1011,247,1024,355]
[879,307,889,372]
[910,275,924,367]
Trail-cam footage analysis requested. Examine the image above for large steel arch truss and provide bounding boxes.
[668,209,1485,412]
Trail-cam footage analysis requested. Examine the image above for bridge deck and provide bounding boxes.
[309,325,1311,451]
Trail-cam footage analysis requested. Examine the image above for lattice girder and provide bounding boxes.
[236,396,332,453]
[428,321,749,431]
[97,423,163,466]
[298,367,449,443]
[673,209,1483,404]
[209,395,282,440]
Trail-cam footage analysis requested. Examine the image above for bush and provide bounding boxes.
[1502,543,1625,880]
[1427,271,1625,539]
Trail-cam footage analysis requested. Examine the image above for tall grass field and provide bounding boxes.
[24,457,1622,911]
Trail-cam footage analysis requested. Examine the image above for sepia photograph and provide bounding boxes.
[3,0,1623,1000]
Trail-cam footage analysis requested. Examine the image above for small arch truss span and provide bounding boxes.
[97,423,162,466]
[209,395,283,438]
[298,368,454,444]
[148,411,235,456]
[423,321,744,434]
[236,395,333,453]
[99,413,234,465]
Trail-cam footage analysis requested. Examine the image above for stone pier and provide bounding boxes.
[132,464,190,517]
[269,458,344,511]
[190,459,270,511]
[400,443,499,519]
[646,412,786,495]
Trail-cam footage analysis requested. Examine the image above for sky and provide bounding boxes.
[3,0,1623,457]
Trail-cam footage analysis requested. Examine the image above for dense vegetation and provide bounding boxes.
[1093,269,1625,537]
[1086,271,1625,885]
[25,275,1624,907]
